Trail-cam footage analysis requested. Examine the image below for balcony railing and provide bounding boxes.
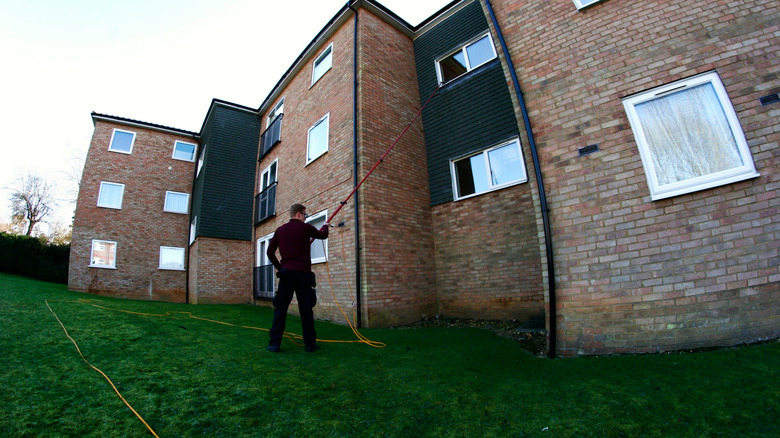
[259,114,283,160]
[253,264,274,300]
[254,182,277,225]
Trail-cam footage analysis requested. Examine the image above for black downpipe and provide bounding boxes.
[484,0,557,358]
[348,2,363,328]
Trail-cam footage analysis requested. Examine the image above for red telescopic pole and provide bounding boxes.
[324,84,440,227]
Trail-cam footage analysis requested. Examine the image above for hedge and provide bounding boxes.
[0,233,69,284]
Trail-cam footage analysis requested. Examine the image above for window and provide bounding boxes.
[97,182,125,209]
[306,211,328,264]
[307,113,329,164]
[255,161,278,224]
[259,160,277,192]
[90,240,116,268]
[451,139,527,200]
[254,233,275,299]
[196,145,206,177]
[159,246,185,270]
[436,32,497,84]
[573,0,603,9]
[108,129,136,154]
[172,141,197,162]
[164,191,189,214]
[622,72,759,201]
[189,217,197,245]
[311,44,333,85]
[268,99,284,127]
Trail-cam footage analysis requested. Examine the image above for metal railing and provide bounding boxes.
[253,264,275,300]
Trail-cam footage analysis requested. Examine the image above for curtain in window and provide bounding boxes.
[98,183,123,207]
[160,248,184,270]
[634,83,742,185]
[166,193,188,213]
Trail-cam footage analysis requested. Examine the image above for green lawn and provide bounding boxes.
[1,272,778,437]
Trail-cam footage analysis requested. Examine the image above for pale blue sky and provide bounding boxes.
[0,0,449,230]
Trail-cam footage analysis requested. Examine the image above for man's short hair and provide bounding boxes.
[290,203,306,218]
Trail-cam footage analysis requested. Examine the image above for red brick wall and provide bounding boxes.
[489,0,780,355]
[69,120,195,302]
[254,14,360,324]
[188,237,252,304]
[357,10,438,327]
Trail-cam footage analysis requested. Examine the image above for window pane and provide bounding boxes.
[173,141,196,161]
[455,154,489,197]
[159,247,184,270]
[439,51,467,83]
[307,215,327,262]
[91,241,116,267]
[635,83,743,185]
[164,192,189,213]
[465,35,495,69]
[313,47,332,83]
[487,143,524,186]
[308,116,329,161]
[109,130,134,153]
[97,182,124,208]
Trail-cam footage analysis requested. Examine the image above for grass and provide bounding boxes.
[1,272,778,437]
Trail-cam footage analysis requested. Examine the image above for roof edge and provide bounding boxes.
[91,112,199,137]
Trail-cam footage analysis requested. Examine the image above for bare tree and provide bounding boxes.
[8,172,57,236]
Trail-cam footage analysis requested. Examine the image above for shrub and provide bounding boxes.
[0,232,69,283]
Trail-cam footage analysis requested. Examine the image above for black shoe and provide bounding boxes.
[266,345,280,353]
[305,345,320,353]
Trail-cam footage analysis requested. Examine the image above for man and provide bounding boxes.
[266,203,329,353]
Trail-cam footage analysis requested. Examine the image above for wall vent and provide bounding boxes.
[760,93,779,106]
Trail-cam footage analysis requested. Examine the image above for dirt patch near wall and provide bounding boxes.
[399,317,548,357]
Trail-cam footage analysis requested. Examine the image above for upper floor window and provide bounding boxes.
[172,141,197,162]
[573,0,603,9]
[307,113,329,164]
[451,138,527,201]
[306,211,328,264]
[189,216,197,245]
[268,99,284,127]
[259,160,277,193]
[97,181,125,209]
[311,44,333,85]
[108,129,135,154]
[164,191,189,214]
[622,71,759,201]
[159,246,185,270]
[90,239,117,269]
[436,32,497,84]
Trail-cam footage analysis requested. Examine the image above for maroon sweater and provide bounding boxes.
[267,219,329,273]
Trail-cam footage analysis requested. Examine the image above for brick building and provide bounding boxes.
[70,0,779,356]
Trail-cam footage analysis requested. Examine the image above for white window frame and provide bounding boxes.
[159,246,185,271]
[89,239,117,269]
[450,138,528,201]
[108,129,136,154]
[259,159,278,193]
[96,181,125,209]
[172,140,197,162]
[196,145,206,178]
[267,99,284,127]
[311,44,333,86]
[622,71,759,201]
[435,32,497,85]
[189,216,197,245]
[164,191,190,214]
[573,0,603,10]
[256,233,274,267]
[306,210,328,264]
[306,113,330,165]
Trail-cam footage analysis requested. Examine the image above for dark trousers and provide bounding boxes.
[268,270,316,348]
